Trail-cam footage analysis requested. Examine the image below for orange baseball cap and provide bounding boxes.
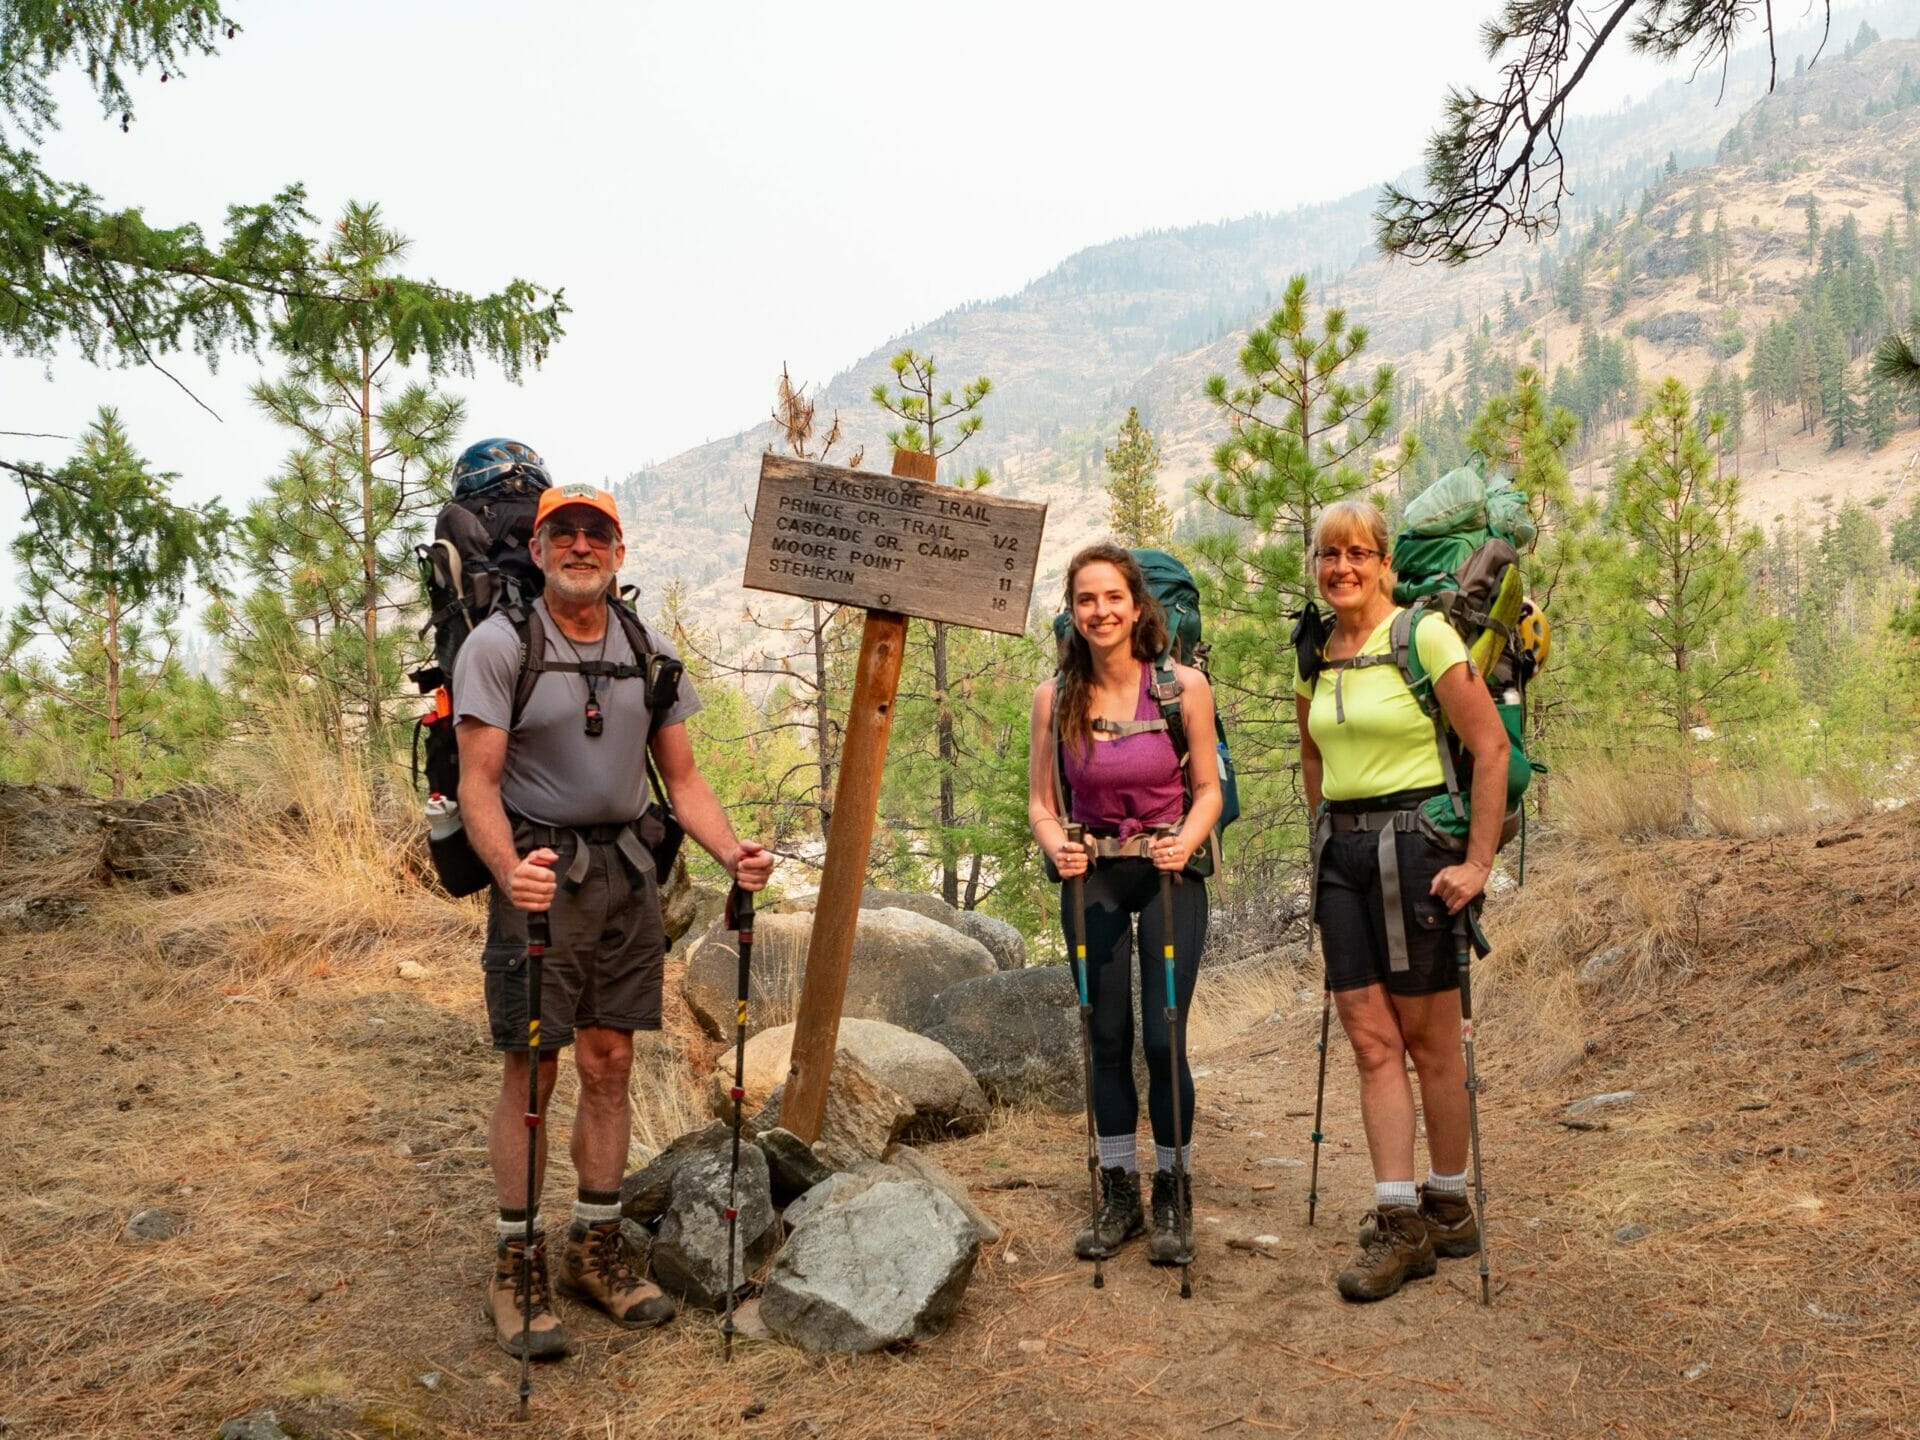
[533,482,623,537]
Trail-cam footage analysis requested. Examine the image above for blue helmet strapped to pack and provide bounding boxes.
[451,438,551,499]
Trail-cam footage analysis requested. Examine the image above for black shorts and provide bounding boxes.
[1315,824,1461,997]
[481,826,666,1051]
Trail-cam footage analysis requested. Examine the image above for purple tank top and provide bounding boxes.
[1061,664,1186,840]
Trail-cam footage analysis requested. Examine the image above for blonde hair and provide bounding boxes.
[1310,500,1395,600]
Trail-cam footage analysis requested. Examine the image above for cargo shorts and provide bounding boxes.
[481,824,667,1051]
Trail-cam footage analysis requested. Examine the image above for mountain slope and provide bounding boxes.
[627,13,1920,643]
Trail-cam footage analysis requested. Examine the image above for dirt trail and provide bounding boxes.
[5,810,1915,1438]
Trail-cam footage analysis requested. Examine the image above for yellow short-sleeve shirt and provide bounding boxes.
[1294,609,1470,802]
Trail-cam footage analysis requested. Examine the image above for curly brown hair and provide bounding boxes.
[1055,543,1171,759]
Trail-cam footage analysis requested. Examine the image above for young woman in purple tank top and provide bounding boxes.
[1028,543,1223,1268]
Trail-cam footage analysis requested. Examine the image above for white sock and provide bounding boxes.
[573,1198,622,1225]
[1375,1180,1418,1210]
[496,1211,544,1242]
[1096,1134,1139,1174]
[1426,1168,1468,1197]
[1155,1143,1192,1174]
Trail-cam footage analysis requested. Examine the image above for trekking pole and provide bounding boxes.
[721,883,755,1359]
[1062,824,1104,1290]
[1155,825,1193,1300]
[517,898,549,1423]
[1305,986,1332,1226]
[1455,908,1492,1306]
[1305,812,1331,1225]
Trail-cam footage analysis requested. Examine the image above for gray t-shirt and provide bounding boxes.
[452,598,702,828]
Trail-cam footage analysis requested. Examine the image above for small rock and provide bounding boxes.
[1567,1091,1638,1117]
[417,1372,442,1391]
[124,1208,181,1242]
[1579,946,1628,984]
[218,1412,294,1440]
[757,1126,833,1206]
[1613,1224,1651,1245]
[1017,1338,1047,1355]
[726,1295,772,1341]
[396,960,429,981]
[1683,1361,1710,1381]
[1252,1234,1280,1246]
[1256,1157,1304,1169]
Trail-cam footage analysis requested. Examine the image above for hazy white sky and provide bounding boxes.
[3,0,1684,529]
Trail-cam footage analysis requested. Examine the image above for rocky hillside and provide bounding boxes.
[624,13,1920,646]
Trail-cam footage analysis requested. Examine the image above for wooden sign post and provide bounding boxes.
[743,449,1046,1143]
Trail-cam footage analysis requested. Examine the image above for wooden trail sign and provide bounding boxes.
[745,454,1046,635]
[753,450,1047,1143]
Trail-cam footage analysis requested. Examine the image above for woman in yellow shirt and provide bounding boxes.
[1294,499,1509,1303]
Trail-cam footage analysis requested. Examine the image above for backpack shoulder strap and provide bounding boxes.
[508,603,543,728]
[1148,648,1189,772]
[1389,606,1436,716]
[1392,605,1467,820]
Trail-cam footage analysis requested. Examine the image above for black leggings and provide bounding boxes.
[1058,859,1208,1151]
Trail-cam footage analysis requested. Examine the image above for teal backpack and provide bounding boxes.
[1048,549,1240,875]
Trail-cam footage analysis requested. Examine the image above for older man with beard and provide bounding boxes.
[455,472,773,1358]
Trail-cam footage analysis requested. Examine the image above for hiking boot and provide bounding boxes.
[1146,1169,1194,1266]
[558,1218,676,1329]
[1074,1166,1145,1258]
[1336,1205,1435,1302]
[1419,1185,1479,1259]
[485,1233,572,1359]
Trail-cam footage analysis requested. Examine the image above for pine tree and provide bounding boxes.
[870,349,994,908]
[212,204,558,752]
[1866,364,1898,450]
[1600,379,1783,827]
[2,410,230,797]
[1194,274,1408,850]
[1102,407,1171,547]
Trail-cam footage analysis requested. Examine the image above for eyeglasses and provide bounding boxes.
[1314,546,1382,567]
[545,522,619,550]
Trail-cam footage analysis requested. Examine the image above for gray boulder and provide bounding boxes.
[620,1120,734,1224]
[918,966,1082,1111]
[712,1018,987,1139]
[781,1168,870,1231]
[648,1130,779,1310]
[682,908,994,1040]
[775,887,959,927]
[0,781,112,866]
[102,784,234,889]
[664,872,725,952]
[884,1144,1001,1245]
[950,909,1025,970]
[749,1047,916,1172]
[762,1178,980,1352]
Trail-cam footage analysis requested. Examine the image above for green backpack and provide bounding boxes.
[1299,468,1540,852]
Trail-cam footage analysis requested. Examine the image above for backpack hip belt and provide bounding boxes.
[1079,826,1188,863]
[510,810,657,892]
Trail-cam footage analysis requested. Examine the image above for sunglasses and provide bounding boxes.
[544,522,619,549]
